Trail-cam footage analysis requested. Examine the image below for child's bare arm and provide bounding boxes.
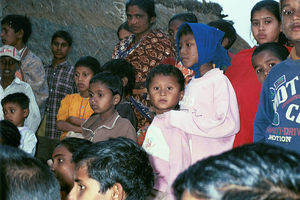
[66,116,85,126]
[56,120,82,133]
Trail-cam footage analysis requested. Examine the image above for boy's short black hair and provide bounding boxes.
[1,15,32,44]
[74,56,101,75]
[252,42,289,66]
[0,145,60,200]
[51,30,73,46]
[207,19,237,49]
[56,137,92,155]
[0,120,21,147]
[146,64,185,91]
[173,143,300,200]
[89,72,123,96]
[73,137,154,200]
[169,13,198,25]
[1,92,30,110]
[177,23,193,42]
[101,59,135,96]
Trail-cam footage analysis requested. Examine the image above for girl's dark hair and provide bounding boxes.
[251,0,288,45]
[146,64,185,92]
[101,59,135,96]
[58,137,92,154]
[252,42,289,62]
[0,120,21,147]
[89,72,123,96]
[168,13,198,25]
[177,23,193,42]
[117,22,131,38]
[75,56,101,75]
[126,0,156,19]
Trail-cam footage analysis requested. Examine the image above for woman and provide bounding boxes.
[113,0,176,131]
[225,0,290,148]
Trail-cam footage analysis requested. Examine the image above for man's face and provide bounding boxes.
[51,37,71,61]
[1,24,20,46]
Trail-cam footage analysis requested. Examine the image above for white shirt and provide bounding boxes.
[18,126,37,156]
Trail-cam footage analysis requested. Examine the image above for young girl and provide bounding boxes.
[252,42,289,84]
[225,0,291,148]
[143,23,240,199]
[81,72,137,142]
[56,56,101,140]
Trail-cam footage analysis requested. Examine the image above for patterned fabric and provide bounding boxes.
[112,29,176,130]
[21,47,49,115]
[45,61,76,139]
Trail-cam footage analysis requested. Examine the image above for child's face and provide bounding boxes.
[51,37,71,61]
[3,102,27,127]
[1,23,19,46]
[251,9,281,45]
[51,145,75,192]
[118,28,132,41]
[252,50,282,84]
[149,74,184,115]
[89,82,119,118]
[168,19,184,44]
[179,34,198,68]
[74,66,94,96]
[0,56,19,78]
[281,0,300,42]
[68,165,112,200]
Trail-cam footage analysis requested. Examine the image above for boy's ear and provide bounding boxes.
[110,183,125,200]
[16,29,24,42]
[179,90,184,101]
[150,16,155,25]
[121,77,128,87]
[113,94,121,105]
[23,108,29,118]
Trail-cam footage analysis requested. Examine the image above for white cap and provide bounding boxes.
[0,45,21,61]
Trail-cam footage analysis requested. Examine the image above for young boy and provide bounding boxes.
[0,45,41,133]
[1,14,48,115]
[254,0,300,154]
[45,30,77,139]
[68,137,154,200]
[1,93,37,156]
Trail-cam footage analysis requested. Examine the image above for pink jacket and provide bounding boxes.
[143,69,240,198]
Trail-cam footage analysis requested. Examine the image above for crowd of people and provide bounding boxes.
[0,0,300,199]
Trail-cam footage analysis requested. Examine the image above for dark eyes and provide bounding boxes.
[282,9,294,16]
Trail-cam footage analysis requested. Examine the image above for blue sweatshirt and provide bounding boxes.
[254,58,300,153]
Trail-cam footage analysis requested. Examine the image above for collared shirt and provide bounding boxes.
[0,77,41,133]
[45,60,76,139]
[18,126,37,156]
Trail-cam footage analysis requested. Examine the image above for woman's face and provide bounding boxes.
[251,8,281,45]
[126,5,155,37]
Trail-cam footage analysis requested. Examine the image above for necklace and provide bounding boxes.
[79,97,89,119]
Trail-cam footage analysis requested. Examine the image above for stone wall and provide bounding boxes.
[0,0,250,66]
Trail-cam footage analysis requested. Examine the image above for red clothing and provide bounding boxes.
[225,47,261,147]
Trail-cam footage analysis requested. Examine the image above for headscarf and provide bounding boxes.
[176,23,230,78]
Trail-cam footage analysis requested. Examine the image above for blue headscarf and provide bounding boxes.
[176,23,230,78]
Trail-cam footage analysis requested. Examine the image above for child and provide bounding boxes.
[101,59,137,130]
[68,137,154,200]
[0,119,21,148]
[0,45,41,133]
[45,30,77,140]
[143,23,240,198]
[117,21,132,41]
[1,93,37,155]
[50,137,92,200]
[254,0,300,154]
[81,72,137,142]
[251,42,289,84]
[56,56,101,140]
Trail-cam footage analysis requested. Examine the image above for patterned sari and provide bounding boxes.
[113,29,176,130]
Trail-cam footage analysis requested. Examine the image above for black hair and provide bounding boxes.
[1,92,30,110]
[0,120,21,147]
[0,145,60,200]
[207,19,237,49]
[101,59,135,96]
[251,0,288,45]
[51,30,73,46]
[146,64,185,92]
[1,14,32,44]
[74,56,101,75]
[126,0,156,19]
[169,13,198,25]
[89,72,123,96]
[173,143,300,200]
[57,137,92,155]
[177,23,193,42]
[117,22,131,39]
[252,42,289,65]
[73,137,154,200]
